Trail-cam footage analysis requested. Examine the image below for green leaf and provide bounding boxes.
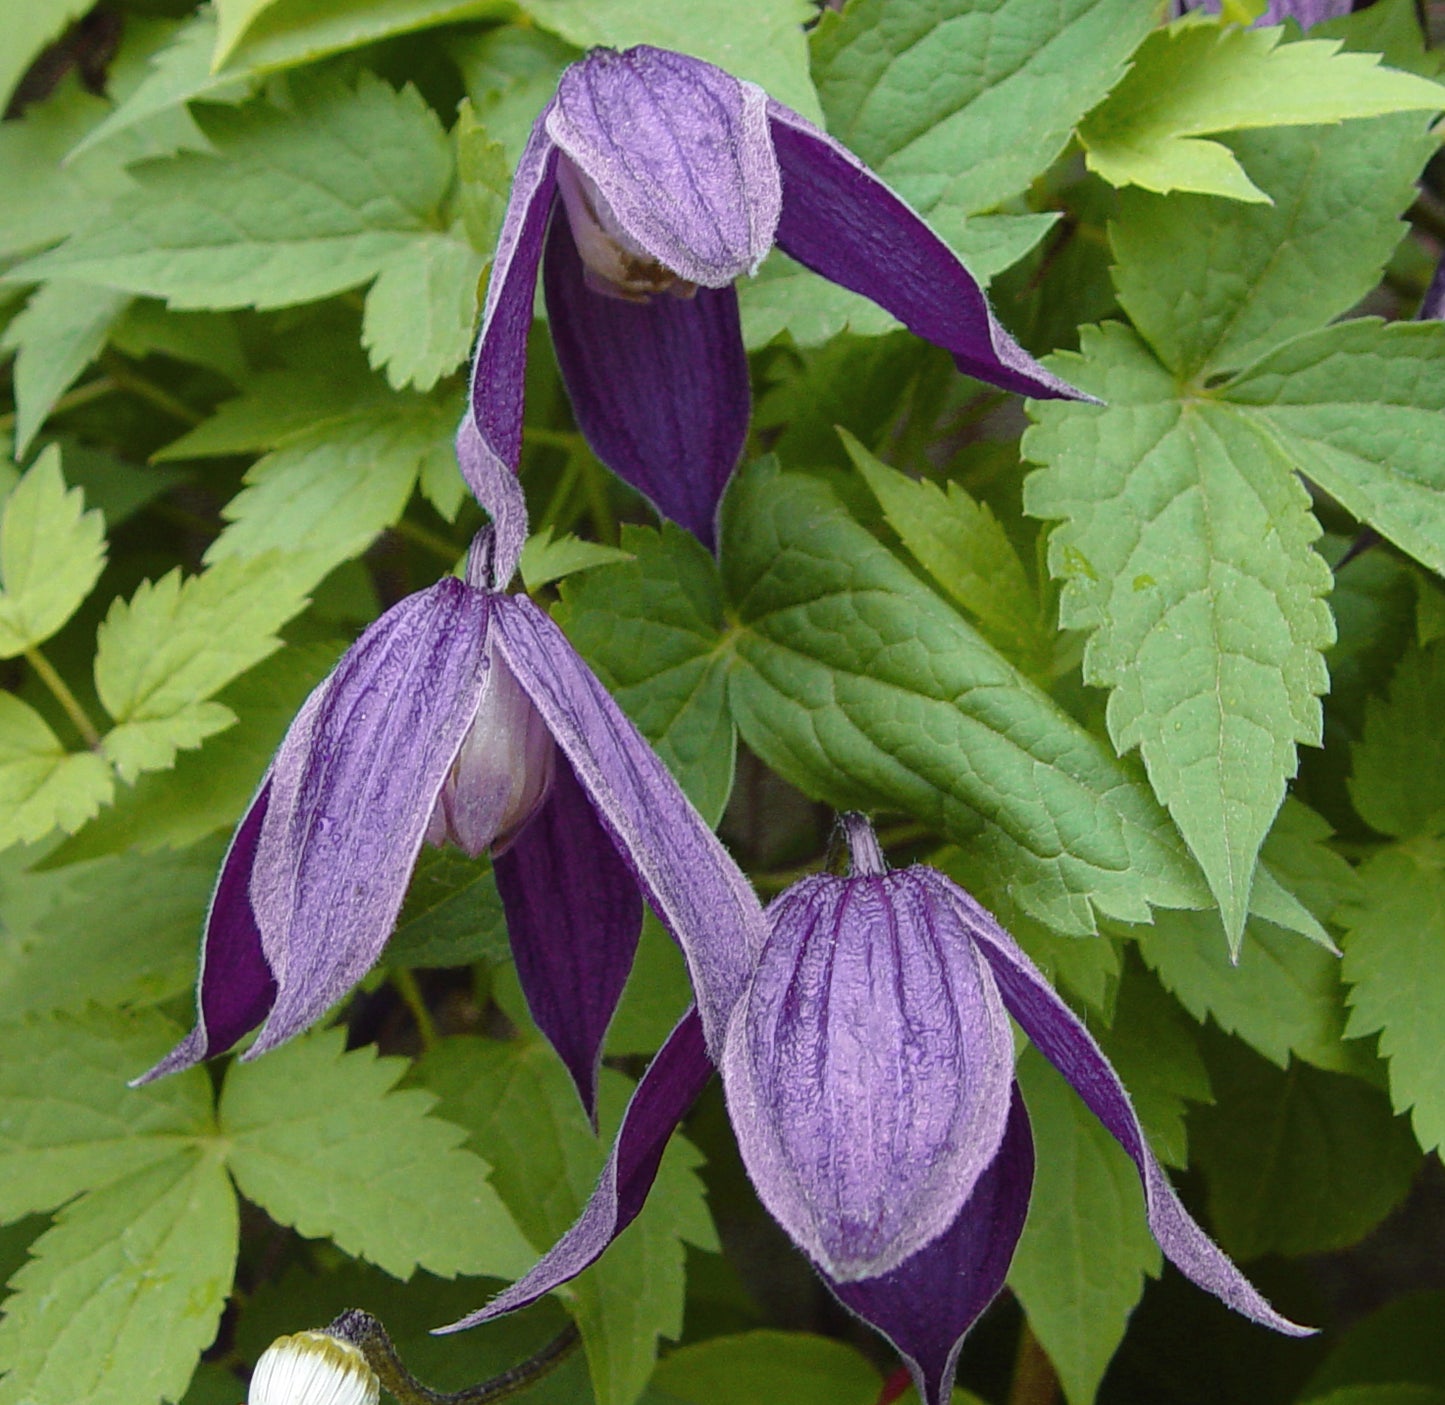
[526,0,821,121]
[94,552,315,782]
[203,390,460,576]
[843,429,1051,676]
[720,457,1212,935]
[1341,841,1445,1154]
[413,1037,716,1405]
[649,1332,881,1405]
[213,0,287,66]
[520,527,635,592]
[738,253,900,353]
[0,839,220,1019]
[1304,1291,1445,1400]
[1095,960,1210,1169]
[0,282,132,457]
[556,524,736,827]
[811,0,1154,220]
[386,847,510,969]
[0,0,92,111]
[0,446,106,658]
[1007,1047,1160,1405]
[1190,1033,1420,1260]
[1221,319,1445,577]
[220,1028,535,1281]
[0,694,113,850]
[1350,637,1445,842]
[0,1150,236,1405]
[0,1007,213,1223]
[47,642,340,862]
[454,101,514,253]
[13,73,453,311]
[1110,116,1436,380]
[605,914,693,1058]
[1307,1391,1445,1405]
[1024,323,1334,945]
[362,235,486,392]
[1080,22,1445,200]
[109,301,249,384]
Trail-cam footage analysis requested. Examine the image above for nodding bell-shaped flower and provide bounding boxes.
[248,1331,379,1405]
[446,815,1310,1405]
[1174,0,1353,24]
[137,467,766,1120]
[464,44,1090,549]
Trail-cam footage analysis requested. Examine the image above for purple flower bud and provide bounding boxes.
[424,642,555,857]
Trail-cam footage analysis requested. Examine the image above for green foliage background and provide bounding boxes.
[2,1,1445,1403]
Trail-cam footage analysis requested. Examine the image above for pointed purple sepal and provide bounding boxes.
[547,47,780,288]
[941,876,1315,1337]
[543,214,749,549]
[246,579,493,1057]
[721,868,1015,1281]
[132,782,278,1083]
[827,1088,1035,1405]
[494,752,644,1119]
[766,102,1091,403]
[440,1008,712,1331]
[488,593,764,1055]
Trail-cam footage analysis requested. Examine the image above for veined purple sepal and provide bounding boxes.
[247,579,494,1058]
[942,877,1315,1337]
[543,213,749,550]
[487,593,764,1054]
[493,753,644,1120]
[765,101,1092,404]
[547,46,780,290]
[440,1008,712,1331]
[826,1089,1035,1405]
[132,783,277,1083]
[721,866,1015,1281]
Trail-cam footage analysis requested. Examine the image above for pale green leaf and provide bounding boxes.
[1080,23,1445,199]
[0,694,113,849]
[363,235,486,392]
[94,552,315,782]
[1342,841,1445,1154]
[109,301,249,384]
[556,523,735,826]
[0,0,92,112]
[0,1007,213,1222]
[1349,641,1445,840]
[721,457,1214,934]
[220,1029,535,1281]
[12,73,453,310]
[1191,1034,1420,1260]
[1095,962,1210,1169]
[650,1332,881,1405]
[452,26,579,166]
[1008,1047,1160,1405]
[1024,323,1335,944]
[1111,116,1436,380]
[213,0,287,65]
[413,1037,716,1405]
[739,252,898,353]
[0,282,132,457]
[843,429,1050,676]
[454,100,513,253]
[812,0,1154,218]
[49,642,338,862]
[203,392,460,575]
[519,527,635,592]
[0,446,106,658]
[526,0,820,121]
[0,839,220,1019]
[0,1150,236,1405]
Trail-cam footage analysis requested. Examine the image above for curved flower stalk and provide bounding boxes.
[137,462,763,1118]
[465,44,1088,549]
[448,815,1310,1405]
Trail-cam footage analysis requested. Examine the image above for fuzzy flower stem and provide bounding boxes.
[327,1310,580,1405]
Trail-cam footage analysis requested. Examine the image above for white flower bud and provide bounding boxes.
[248,1331,380,1405]
[426,644,556,858]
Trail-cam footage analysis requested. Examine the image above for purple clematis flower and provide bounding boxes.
[463,44,1087,549]
[1175,0,1356,24]
[445,814,1310,1405]
[137,429,765,1115]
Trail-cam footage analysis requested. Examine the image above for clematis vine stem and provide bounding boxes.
[326,1310,580,1405]
[390,968,437,1050]
[25,646,102,749]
